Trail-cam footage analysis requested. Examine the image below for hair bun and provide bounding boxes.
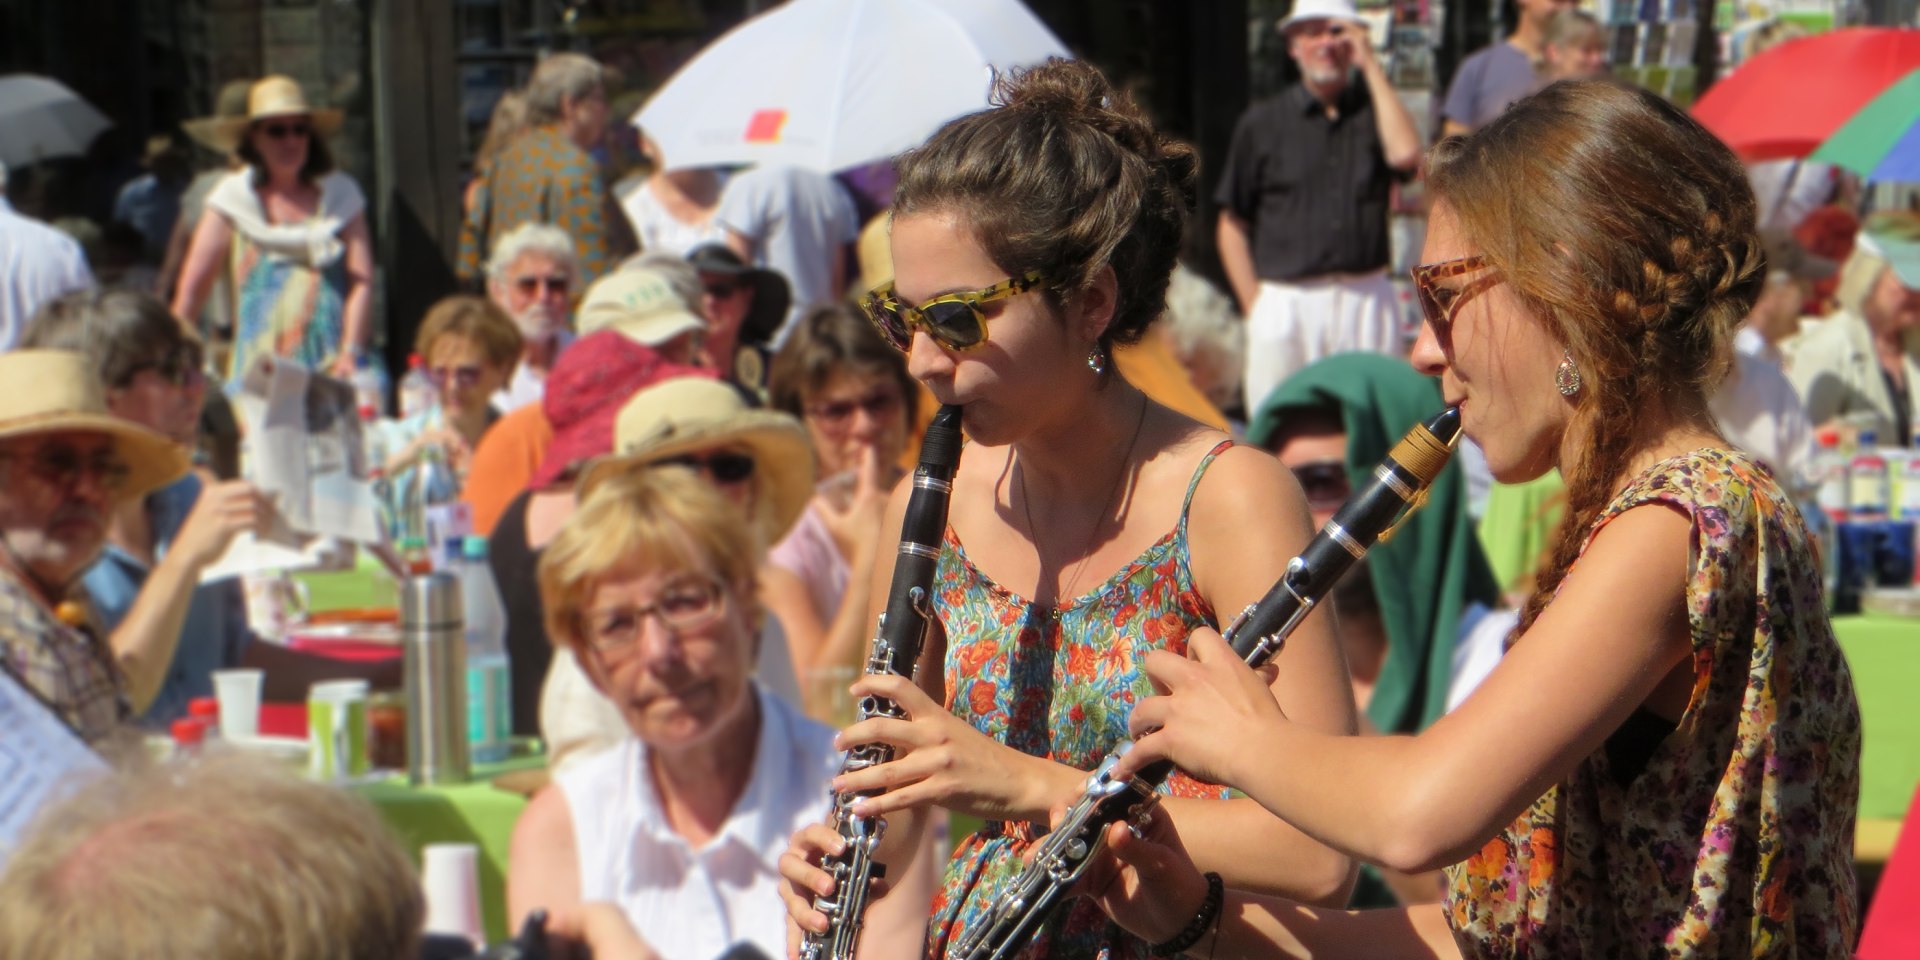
[993,59,1196,197]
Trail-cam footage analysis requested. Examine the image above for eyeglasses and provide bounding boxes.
[513,274,571,297]
[653,451,756,484]
[579,576,726,655]
[807,388,902,428]
[1410,255,1502,346]
[0,446,132,495]
[1289,460,1352,511]
[860,271,1048,353]
[128,345,205,389]
[260,122,311,140]
[703,278,743,298]
[425,365,486,389]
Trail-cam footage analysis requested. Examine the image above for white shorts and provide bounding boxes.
[1242,270,1401,414]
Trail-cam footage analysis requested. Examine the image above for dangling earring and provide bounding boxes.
[1086,345,1108,375]
[1555,351,1582,398]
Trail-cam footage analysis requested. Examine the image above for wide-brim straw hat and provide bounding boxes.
[578,378,815,543]
[0,351,189,501]
[183,75,344,155]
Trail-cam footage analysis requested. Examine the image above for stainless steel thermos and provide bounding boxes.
[402,572,469,785]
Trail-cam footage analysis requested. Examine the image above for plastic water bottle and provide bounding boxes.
[454,536,512,764]
[401,444,460,550]
[399,353,435,421]
[1848,430,1889,521]
[1813,428,1848,524]
[350,355,389,417]
[1895,434,1920,522]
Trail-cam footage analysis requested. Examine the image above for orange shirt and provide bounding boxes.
[462,403,552,537]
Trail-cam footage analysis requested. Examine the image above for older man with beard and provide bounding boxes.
[0,350,189,743]
[486,221,580,413]
[1215,0,1420,415]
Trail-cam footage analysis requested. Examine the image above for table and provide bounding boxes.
[357,755,540,945]
[1836,613,1920,864]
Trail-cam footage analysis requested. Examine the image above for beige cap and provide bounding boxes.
[576,266,708,348]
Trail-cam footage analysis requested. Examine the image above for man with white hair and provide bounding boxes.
[486,221,580,412]
[0,161,95,351]
[457,53,632,288]
[1214,0,1420,414]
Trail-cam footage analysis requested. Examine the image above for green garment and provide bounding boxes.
[1248,353,1502,735]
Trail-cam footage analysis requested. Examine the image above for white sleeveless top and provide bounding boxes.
[556,684,839,960]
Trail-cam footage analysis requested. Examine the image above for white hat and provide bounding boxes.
[1858,212,1920,291]
[1280,0,1362,31]
[576,266,707,347]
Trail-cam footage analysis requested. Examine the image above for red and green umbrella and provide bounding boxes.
[1811,66,1920,183]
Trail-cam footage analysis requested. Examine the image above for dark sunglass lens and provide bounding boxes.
[925,301,984,349]
[709,455,755,482]
[863,300,911,351]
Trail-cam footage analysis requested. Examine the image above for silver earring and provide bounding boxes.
[1086,346,1107,375]
[1555,352,1582,397]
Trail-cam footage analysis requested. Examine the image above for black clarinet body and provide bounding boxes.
[800,404,965,960]
[952,407,1462,960]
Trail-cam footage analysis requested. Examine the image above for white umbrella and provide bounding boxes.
[0,75,112,168]
[634,0,1068,173]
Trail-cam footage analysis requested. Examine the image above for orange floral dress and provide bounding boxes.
[926,441,1236,960]
[1445,448,1861,957]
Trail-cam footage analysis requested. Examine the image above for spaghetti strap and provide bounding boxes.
[1176,439,1236,539]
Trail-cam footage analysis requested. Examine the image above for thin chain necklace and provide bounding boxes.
[1017,391,1150,606]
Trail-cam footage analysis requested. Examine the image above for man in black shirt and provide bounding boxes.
[1215,0,1420,413]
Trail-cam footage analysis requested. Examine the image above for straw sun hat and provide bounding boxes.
[0,351,189,501]
[183,75,344,155]
[578,378,815,542]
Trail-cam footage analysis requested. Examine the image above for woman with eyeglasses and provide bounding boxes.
[171,76,373,390]
[777,59,1356,959]
[508,467,904,960]
[760,303,916,722]
[1058,81,1860,958]
[537,376,816,772]
[377,295,522,525]
[22,290,396,727]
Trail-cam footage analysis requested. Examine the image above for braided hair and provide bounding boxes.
[1428,80,1766,634]
[892,58,1196,348]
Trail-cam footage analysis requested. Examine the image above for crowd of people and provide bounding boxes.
[0,1,1909,957]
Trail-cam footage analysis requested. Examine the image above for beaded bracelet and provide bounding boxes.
[1151,871,1223,957]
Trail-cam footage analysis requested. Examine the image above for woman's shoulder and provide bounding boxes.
[318,171,367,219]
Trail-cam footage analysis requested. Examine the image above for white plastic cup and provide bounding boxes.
[420,842,486,949]
[210,669,264,740]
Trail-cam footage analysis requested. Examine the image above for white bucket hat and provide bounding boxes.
[1280,0,1363,31]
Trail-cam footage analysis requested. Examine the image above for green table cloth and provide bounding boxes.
[1836,613,1920,822]
[355,754,542,944]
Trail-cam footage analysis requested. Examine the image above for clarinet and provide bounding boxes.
[800,404,965,960]
[953,407,1463,960]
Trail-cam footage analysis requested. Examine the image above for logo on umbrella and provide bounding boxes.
[745,109,787,144]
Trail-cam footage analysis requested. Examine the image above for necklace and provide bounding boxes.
[1017,391,1150,605]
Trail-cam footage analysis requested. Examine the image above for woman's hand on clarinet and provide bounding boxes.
[1066,804,1212,946]
[1112,626,1286,787]
[777,822,893,958]
[833,673,1076,822]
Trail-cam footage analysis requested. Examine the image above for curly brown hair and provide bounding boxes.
[1428,80,1765,634]
[891,58,1196,349]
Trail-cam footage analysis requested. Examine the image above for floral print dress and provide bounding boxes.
[926,441,1236,960]
[1444,448,1861,957]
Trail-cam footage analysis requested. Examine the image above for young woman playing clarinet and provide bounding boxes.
[1079,79,1861,958]
[779,59,1358,958]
